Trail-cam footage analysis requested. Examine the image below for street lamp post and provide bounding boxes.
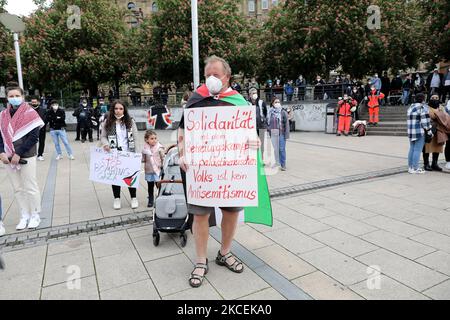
[191,0,200,88]
[13,32,24,89]
[0,13,26,90]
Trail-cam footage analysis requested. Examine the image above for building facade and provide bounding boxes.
[115,0,282,24]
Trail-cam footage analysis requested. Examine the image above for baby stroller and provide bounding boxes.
[352,120,367,137]
[152,145,189,247]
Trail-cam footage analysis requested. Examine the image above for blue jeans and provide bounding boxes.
[50,129,73,156]
[408,135,425,170]
[279,134,286,168]
[402,90,410,105]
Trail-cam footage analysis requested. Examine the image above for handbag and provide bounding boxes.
[424,130,433,143]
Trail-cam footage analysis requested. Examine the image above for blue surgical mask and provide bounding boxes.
[8,97,23,107]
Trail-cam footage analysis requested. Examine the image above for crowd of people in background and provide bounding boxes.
[227,67,450,107]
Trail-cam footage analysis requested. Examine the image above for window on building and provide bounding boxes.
[248,0,255,12]
[262,0,269,10]
[152,2,158,12]
[272,0,278,6]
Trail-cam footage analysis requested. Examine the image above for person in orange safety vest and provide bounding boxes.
[336,94,357,136]
[365,85,385,126]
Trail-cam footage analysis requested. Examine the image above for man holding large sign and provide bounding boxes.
[184,105,258,207]
[178,56,272,288]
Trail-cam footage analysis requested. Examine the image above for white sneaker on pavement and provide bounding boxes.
[131,198,139,209]
[16,217,29,230]
[37,156,44,161]
[413,168,426,174]
[113,198,121,210]
[56,154,63,160]
[0,221,5,236]
[446,162,450,170]
[69,154,75,160]
[408,167,415,174]
[27,214,41,229]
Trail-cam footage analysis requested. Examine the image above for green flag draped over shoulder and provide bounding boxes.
[188,85,273,227]
[244,151,273,226]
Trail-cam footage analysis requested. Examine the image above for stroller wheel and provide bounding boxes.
[180,234,187,248]
[153,233,160,247]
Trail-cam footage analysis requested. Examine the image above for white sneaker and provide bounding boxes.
[37,156,44,161]
[16,217,29,230]
[69,154,75,160]
[0,221,5,236]
[445,162,450,170]
[131,198,139,209]
[413,168,426,174]
[113,198,121,210]
[56,154,63,160]
[27,214,41,229]
[408,167,415,174]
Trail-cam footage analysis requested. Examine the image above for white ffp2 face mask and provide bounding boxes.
[206,76,224,95]
[252,94,258,100]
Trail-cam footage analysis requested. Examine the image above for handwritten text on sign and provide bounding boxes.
[184,106,258,207]
[89,147,142,188]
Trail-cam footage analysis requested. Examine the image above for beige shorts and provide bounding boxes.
[188,204,243,216]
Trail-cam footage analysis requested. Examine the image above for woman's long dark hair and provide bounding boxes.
[104,100,132,131]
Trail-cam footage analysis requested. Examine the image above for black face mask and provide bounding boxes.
[429,100,440,109]
[31,104,39,108]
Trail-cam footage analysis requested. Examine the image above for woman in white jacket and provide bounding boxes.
[100,100,140,209]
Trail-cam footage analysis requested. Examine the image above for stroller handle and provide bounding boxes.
[157,179,183,188]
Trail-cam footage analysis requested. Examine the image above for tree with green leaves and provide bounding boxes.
[21,0,138,97]
[258,0,423,81]
[420,0,449,65]
[0,2,17,87]
[136,0,256,86]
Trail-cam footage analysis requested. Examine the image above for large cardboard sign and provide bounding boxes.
[184,105,258,207]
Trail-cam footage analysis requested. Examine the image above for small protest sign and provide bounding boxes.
[89,147,142,188]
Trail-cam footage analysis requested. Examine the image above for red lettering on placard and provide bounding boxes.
[188,184,257,201]
[193,169,213,183]
[186,109,255,132]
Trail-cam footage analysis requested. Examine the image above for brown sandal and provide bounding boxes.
[189,259,208,288]
[215,251,244,273]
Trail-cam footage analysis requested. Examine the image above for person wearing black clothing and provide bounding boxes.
[91,103,102,141]
[402,74,414,105]
[351,86,363,120]
[46,101,74,160]
[381,72,391,105]
[414,73,426,95]
[161,85,169,106]
[313,76,325,100]
[249,87,268,163]
[73,99,94,142]
[30,97,48,161]
[390,75,403,91]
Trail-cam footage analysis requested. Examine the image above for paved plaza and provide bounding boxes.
[1,130,450,300]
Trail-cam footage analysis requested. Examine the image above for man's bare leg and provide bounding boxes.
[191,213,210,285]
[220,209,243,271]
